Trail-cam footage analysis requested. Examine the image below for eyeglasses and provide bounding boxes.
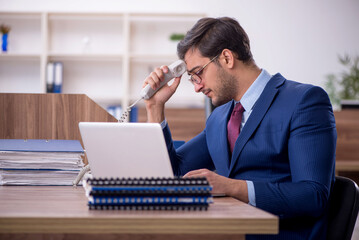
[188,54,219,85]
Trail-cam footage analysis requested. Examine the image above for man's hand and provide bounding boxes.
[143,65,181,123]
[184,168,249,203]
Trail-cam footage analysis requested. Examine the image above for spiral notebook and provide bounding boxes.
[83,177,213,211]
[79,122,174,179]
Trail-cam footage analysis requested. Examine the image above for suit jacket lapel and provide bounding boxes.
[206,99,234,176]
[228,74,285,176]
[215,101,234,172]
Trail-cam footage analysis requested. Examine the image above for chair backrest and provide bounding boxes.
[327,176,359,240]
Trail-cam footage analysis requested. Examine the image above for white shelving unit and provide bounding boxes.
[0,12,206,110]
[0,13,43,93]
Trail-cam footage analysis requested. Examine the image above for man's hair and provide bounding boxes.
[177,17,253,63]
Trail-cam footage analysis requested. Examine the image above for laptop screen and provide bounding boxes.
[79,122,174,178]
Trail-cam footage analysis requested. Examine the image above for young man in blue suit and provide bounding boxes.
[143,17,336,239]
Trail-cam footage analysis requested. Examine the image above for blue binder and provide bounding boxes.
[0,139,84,153]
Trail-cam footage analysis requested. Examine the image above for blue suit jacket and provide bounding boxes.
[163,73,337,240]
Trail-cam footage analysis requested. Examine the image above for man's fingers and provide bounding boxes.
[160,65,169,74]
[150,69,163,89]
[169,77,181,93]
[142,67,168,90]
[183,169,209,178]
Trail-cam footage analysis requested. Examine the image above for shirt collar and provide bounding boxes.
[237,69,272,112]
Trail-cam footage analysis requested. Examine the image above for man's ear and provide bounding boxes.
[221,49,235,69]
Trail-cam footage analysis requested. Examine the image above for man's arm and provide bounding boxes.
[143,66,181,123]
[184,168,249,203]
[162,124,216,176]
[254,86,336,219]
[163,123,250,204]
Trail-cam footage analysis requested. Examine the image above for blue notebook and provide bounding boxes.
[89,196,212,205]
[0,139,84,153]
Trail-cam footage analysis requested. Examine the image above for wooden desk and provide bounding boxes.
[0,186,278,240]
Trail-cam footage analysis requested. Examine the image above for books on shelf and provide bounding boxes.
[0,139,84,186]
[106,105,122,120]
[46,62,63,93]
[46,62,55,93]
[83,177,213,211]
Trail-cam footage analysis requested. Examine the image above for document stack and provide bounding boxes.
[0,139,84,185]
[83,177,213,210]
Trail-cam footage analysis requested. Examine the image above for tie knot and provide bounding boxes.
[233,102,244,113]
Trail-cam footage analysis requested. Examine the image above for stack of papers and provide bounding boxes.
[0,139,84,185]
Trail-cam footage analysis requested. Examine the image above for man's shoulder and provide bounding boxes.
[267,74,332,118]
[271,73,327,98]
[272,73,318,88]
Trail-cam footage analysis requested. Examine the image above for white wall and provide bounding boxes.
[1,0,359,88]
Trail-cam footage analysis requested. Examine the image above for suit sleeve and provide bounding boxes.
[253,86,337,219]
[163,124,215,176]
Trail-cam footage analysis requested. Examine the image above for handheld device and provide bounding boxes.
[118,60,186,122]
[140,60,186,100]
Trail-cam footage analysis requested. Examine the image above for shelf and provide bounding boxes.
[48,14,124,55]
[48,53,123,61]
[0,12,42,19]
[129,16,195,55]
[129,13,204,23]
[0,60,42,93]
[130,53,179,63]
[48,13,124,20]
[0,53,41,61]
[60,61,123,98]
[0,11,205,110]
[0,13,42,54]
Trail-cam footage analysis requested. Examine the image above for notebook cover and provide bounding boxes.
[88,204,209,211]
[89,196,212,205]
[86,177,210,186]
[87,187,212,197]
[0,139,84,153]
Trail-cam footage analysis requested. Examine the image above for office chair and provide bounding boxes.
[327,176,359,240]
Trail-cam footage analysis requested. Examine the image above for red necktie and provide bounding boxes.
[227,102,244,153]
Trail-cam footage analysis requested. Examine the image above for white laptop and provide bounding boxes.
[78,122,174,178]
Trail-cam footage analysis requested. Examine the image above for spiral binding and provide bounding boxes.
[87,177,210,186]
[89,189,212,197]
[89,204,208,211]
[85,177,212,211]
